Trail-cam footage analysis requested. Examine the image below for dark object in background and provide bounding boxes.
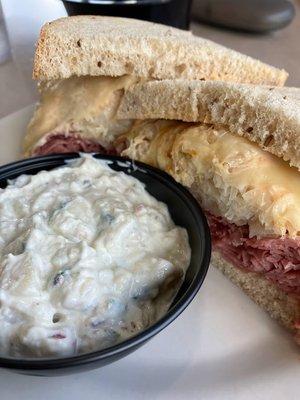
[62,0,192,30]
[0,153,211,376]
[192,0,295,33]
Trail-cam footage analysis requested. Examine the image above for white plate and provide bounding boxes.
[0,106,299,399]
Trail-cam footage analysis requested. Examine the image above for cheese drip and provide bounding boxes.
[24,75,136,155]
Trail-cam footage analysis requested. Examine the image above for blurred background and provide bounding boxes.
[0,0,298,118]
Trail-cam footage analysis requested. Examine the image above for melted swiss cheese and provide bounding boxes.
[24,75,135,154]
[122,120,300,237]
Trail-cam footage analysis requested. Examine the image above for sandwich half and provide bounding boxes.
[111,80,300,342]
[24,15,288,157]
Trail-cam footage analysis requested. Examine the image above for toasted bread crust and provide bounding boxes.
[212,252,300,332]
[118,80,300,170]
[33,16,287,86]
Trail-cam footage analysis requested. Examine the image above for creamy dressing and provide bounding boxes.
[0,155,190,357]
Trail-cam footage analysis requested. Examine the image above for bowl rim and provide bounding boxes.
[61,0,172,6]
[0,153,211,370]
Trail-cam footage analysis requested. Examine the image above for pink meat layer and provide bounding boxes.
[34,134,114,156]
[207,213,300,297]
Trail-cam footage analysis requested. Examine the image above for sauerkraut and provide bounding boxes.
[121,120,300,238]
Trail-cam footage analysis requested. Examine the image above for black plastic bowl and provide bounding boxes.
[0,154,211,376]
[62,0,192,30]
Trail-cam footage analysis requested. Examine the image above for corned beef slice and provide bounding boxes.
[207,213,300,297]
[34,134,113,156]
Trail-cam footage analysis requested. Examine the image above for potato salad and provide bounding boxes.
[0,155,190,357]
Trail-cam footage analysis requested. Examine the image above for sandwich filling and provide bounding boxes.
[24,75,136,156]
[207,213,300,297]
[119,120,300,238]
[34,134,107,155]
[116,119,300,329]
